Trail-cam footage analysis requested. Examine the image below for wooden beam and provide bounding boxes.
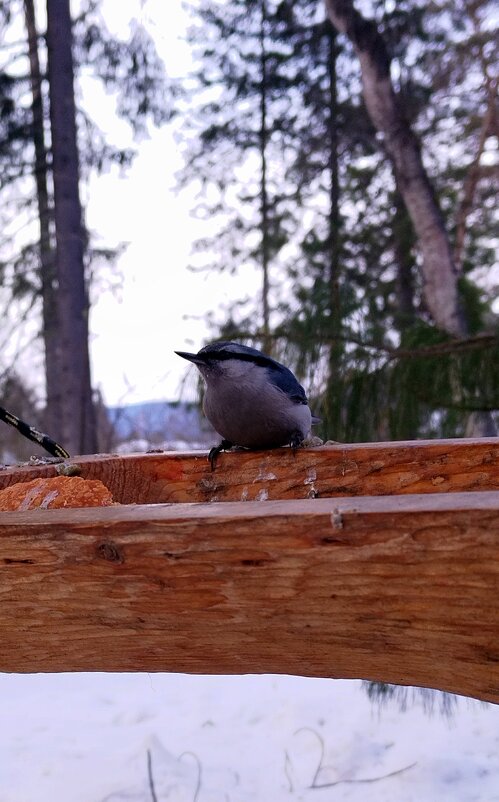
[0,437,498,503]
[1,491,498,703]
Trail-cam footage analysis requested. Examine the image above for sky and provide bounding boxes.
[82,0,262,407]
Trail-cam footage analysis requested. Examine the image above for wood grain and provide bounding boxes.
[0,437,498,503]
[1,491,498,703]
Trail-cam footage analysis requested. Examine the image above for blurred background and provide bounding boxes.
[0,3,498,799]
[0,0,497,461]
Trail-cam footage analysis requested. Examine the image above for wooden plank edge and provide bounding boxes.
[0,437,498,503]
[1,489,498,525]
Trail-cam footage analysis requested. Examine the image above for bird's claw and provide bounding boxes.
[208,439,233,471]
[289,432,304,455]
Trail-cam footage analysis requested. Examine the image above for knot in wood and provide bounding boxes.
[97,541,123,563]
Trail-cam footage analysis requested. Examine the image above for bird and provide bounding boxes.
[175,341,319,468]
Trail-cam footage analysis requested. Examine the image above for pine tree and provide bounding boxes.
[176,0,498,440]
[179,0,326,350]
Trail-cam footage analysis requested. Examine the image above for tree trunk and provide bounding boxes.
[325,24,342,434]
[24,0,62,440]
[259,0,271,354]
[46,0,97,454]
[392,188,415,329]
[327,24,341,341]
[324,0,466,338]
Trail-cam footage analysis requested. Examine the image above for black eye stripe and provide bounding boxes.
[202,351,272,368]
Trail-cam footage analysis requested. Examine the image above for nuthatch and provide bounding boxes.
[175,341,319,468]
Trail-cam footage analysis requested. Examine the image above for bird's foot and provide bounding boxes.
[289,432,304,455]
[208,439,233,471]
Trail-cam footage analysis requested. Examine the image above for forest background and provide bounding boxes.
[0,0,497,459]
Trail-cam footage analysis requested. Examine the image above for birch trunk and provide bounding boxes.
[324,0,466,338]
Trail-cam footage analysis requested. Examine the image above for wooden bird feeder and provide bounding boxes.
[0,438,498,704]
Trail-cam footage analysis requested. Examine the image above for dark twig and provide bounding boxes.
[284,749,294,793]
[179,751,202,802]
[293,726,417,790]
[147,748,158,802]
[312,761,417,789]
[0,405,70,458]
[293,727,333,788]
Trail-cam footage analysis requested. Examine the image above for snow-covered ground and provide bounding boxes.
[1,673,498,801]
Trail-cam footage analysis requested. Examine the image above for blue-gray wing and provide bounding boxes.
[266,365,308,405]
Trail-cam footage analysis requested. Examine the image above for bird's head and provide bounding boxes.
[175,341,309,406]
[175,341,271,381]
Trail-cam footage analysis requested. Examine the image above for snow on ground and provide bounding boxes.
[1,673,498,802]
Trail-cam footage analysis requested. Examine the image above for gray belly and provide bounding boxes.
[203,384,311,448]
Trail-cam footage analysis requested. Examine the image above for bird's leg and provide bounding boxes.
[208,439,233,471]
[289,431,304,455]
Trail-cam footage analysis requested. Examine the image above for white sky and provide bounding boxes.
[83,0,262,407]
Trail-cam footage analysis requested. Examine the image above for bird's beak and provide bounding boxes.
[174,350,205,365]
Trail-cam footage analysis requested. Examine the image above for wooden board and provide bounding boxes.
[0,437,498,503]
[1,491,498,703]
